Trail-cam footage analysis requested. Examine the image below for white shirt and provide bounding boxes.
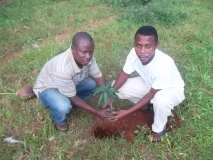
[123,48,185,90]
[33,47,102,97]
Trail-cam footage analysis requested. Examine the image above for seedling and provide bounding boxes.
[93,81,118,112]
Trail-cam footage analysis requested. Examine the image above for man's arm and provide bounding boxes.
[70,96,103,118]
[114,88,159,120]
[69,76,105,118]
[113,71,129,90]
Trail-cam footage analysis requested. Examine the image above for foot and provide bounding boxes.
[148,130,166,142]
[54,123,68,132]
[16,84,36,99]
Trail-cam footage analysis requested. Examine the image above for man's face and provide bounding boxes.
[134,34,157,65]
[72,40,94,67]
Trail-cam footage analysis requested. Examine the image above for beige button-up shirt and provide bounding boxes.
[33,47,102,97]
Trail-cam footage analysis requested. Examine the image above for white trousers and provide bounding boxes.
[117,77,185,133]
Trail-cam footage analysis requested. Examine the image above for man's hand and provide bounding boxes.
[106,109,129,121]
[97,109,108,119]
[97,107,117,119]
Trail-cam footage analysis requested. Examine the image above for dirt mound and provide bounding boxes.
[91,109,181,142]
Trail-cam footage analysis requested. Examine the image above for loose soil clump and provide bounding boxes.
[91,108,181,142]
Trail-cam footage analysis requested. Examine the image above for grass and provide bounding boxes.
[0,0,213,159]
[98,0,189,25]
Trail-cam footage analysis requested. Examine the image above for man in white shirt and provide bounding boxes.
[33,32,105,131]
[110,26,185,142]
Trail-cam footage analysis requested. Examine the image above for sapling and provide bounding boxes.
[93,81,118,114]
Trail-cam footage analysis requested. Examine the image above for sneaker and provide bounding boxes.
[54,123,68,132]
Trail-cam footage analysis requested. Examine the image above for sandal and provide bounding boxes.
[148,129,166,142]
[54,123,68,132]
[16,84,36,99]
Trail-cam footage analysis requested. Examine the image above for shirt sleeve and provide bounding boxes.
[123,48,136,74]
[88,57,102,78]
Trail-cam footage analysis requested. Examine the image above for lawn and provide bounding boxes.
[0,0,212,159]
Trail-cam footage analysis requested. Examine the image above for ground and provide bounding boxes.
[0,0,212,159]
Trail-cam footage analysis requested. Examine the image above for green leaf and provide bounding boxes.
[103,92,108,105]
[98,94,104,106]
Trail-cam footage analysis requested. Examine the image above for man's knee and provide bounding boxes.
[117,77,150,102]
[54,98,72,114]
[78,77,96,91]
[153,98,170,108]
[86,78,96,90]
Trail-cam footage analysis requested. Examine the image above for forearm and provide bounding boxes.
[113,71,129,90]
[124,88,158,116]
[70,96,99,117]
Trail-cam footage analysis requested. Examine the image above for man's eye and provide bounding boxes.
[136,45,142,49]
[145,45,151,49]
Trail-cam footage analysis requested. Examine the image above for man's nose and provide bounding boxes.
[139,47,146,54]
[85,53,91,60]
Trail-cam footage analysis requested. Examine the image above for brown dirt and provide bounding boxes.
[0,0,9,5]
[0,50,23,64]
[54,15,116,44]
[91,109,182,142]
[55,28,71,43]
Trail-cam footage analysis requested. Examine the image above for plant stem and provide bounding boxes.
[0,92,16,95]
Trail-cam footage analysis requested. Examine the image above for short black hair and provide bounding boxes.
[134,26,158,43]
[71,32,94,49]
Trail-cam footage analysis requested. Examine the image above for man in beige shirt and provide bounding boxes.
[33,32,105,131]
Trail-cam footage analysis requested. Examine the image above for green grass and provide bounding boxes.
[97,0,189,25]
[0,0,213,159]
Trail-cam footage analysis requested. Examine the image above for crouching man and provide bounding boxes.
[33,32,105,131]
[111,26,185,142]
